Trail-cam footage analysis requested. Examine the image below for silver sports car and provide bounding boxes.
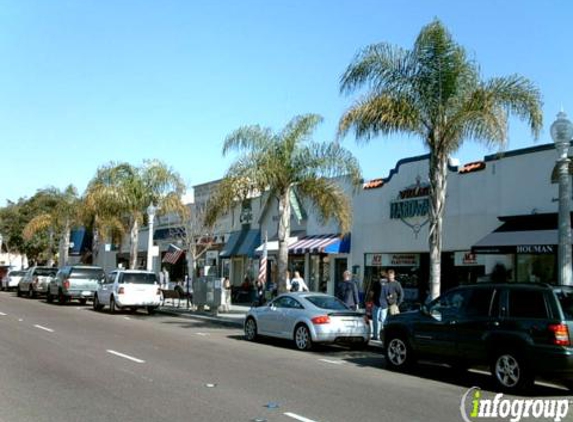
[244,292,370,350]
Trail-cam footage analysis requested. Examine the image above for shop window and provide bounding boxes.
[508,290,548,319]
[516,254,556,284]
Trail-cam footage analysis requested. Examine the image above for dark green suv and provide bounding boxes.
[383,283,573,392]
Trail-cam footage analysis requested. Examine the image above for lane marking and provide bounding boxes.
[34,324,54,333]
[318,358,343,365]
[0,312,7,316]
[195,332,209,336]
[106,350,145,364]
[284,413,319,422]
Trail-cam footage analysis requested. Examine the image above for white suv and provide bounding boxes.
[93,270,161,315]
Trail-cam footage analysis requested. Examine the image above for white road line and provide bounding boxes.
[34,324,54,333]
[284,412,319,422]
[106,350,145,364]
[318,358,343,365]
[0,312,7,316]
[195,332,209,336]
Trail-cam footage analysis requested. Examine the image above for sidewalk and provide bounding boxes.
[157,300,384,350]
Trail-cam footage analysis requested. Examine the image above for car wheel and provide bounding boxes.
[78,298,87,306]
[147,306,156,315]
[294,324,313,351]
[244,318,258,341]
[109,297,117,314]
[385,335,414,370]
[46,291,54,303]
[93,295,104,312]
[491,351,533,392]
[29,287,36,299]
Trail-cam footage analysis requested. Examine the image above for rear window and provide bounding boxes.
[9,271,26,276]
[305,295,349,310]
[555,290,573,320]
[70,268,104,279]
[120,273,157,285]
[508,289,549,319]
[35,268,57,276]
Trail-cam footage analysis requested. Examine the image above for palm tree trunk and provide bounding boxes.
[277,187,291,293]
[60,224,71,268]
[129,218,139,269]
[47,229,55,267]
[91,216,100,265]
[428,151,448,300]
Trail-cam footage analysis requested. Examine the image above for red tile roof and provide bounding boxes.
[363,178,384,190]
[459,161,486,174]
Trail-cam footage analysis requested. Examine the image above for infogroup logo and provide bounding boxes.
[460,387,570,422]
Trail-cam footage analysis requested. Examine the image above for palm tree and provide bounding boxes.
[339,19,542,300]
[86,160,187,269]
[205,114,362,292]
[23,185,82,267]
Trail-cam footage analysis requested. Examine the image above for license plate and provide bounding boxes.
[81,291,92,296]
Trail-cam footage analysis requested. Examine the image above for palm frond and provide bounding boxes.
[23,214,54,240]
[222,125,274,156]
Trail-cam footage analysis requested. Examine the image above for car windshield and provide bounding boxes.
[305,295,349,310]
[121,273,157,285]
[71,268,105,279]
[35,268,57,276]
[556,289,573,320]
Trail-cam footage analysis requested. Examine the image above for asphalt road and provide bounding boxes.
[0,291,569,422]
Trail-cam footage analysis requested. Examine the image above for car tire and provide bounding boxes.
[294,324,313,351]
[109,297,117,314]
[29,287,36,299]
[46,291,54,303]
[93,295,104,312]
[78,298,87,306]
[147,306,156,315]
[491,350,533,393]
[385,335,415,371]
[244,318,258,341]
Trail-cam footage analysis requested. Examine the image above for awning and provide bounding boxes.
[471,213,567,254]
[220,228,260,258]
[255,236,299,254]
[289,234,350,254]
[69,228,91,256]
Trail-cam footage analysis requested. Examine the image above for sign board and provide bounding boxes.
[389,177,430,237]
[365,253,420,267]
[454,251,485,266]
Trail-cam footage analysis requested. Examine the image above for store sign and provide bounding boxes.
[365,253,420,267]
[390,177,430,237]
[454,251,485,266]
[516,245,555,254]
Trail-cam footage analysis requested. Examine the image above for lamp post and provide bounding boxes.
[551,110,573,286]
[146,203,157,272]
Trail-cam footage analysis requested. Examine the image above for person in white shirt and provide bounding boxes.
[290,271,309,292]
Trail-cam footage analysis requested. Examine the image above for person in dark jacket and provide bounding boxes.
[337,270,359,311]
[385,269,404,315]
[371,273,389,340]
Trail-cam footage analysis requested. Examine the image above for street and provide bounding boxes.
[0,292,568,422]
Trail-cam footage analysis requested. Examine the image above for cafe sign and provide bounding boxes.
[390,177,430,237]
[365,253,420,267]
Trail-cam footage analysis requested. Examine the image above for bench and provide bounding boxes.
[161,287,192,309]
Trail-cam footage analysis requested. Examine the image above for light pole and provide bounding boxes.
[146,203,157,272]
[551,110,573,286]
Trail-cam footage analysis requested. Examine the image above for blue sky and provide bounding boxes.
[0,0,571,205]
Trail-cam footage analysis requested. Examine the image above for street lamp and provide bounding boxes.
[551,110,573,286]
[146,203,157,272]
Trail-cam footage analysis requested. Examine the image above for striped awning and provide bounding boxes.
[289,234,350,254]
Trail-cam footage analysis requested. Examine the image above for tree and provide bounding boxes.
[339,20,542,300]
[205,113,362,292]
[85,160,186,270]
[23,185,82,267]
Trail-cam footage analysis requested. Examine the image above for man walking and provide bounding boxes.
[385,269,403,315]
[337,270,359,311]
[371,273,388,340]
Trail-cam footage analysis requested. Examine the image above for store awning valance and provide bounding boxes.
[255,236,300,254]
[220,228,260,258]
[289,234,350,255]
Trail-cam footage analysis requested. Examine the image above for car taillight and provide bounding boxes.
[311,315,331,325]
[63,279,70,290]
[549,324,570,346]
[118,287,125,295]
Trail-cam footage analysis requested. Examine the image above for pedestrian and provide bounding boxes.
[371,273,389,340]
[255,278,266,305]
[285,270,291,292]
[337,270,359,311]
[221,277,231,312]
[161,267,170,290]
[386,269,404,315]
[290,271,309,292]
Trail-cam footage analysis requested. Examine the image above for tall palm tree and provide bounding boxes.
[86,160,186,269]
[205,114,362,292]
[339,19,542,300]
[23,185,82,267]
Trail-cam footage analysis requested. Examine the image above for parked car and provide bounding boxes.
[47,265,105,305]
[244,292,370,351]
[17,266,57,298]
[93,270,161,315]
[383,283,573,392]
[2,269,27,291]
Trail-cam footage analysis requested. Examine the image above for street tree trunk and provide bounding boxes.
[129,218,139,269]
[428,151,448,300]
[59,223,71,268]
[91,216,100,265]
[277,187,291,293]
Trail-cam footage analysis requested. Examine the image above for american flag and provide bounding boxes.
[162,244,184,264]
[258,233,268,285]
